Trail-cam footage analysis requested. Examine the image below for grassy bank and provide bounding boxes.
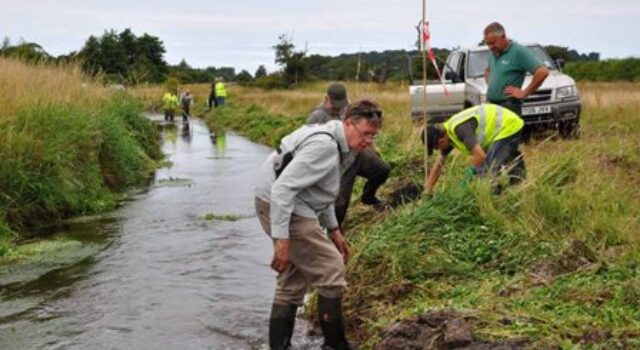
[0,58,161,256]
[201,81,640,348]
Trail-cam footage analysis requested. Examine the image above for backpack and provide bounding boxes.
[274,132,341,179]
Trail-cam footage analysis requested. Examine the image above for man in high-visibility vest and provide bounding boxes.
[215,77,227,107]
[425,103,526,194]
[162,91,179,122]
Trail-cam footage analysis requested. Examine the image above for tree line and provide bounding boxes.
[1,30,237,85]
[2,31,639,88]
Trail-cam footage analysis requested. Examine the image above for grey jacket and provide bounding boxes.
[306,104,338,125]
[254,120,350,239]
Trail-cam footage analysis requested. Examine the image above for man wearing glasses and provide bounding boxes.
[307,83,391,226]
[254,100,381,350]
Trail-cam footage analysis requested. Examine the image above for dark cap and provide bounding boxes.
[326,83,348,109]
[424,124,445,156]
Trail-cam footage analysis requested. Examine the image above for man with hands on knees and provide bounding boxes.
[254,99,382,350]
[424,103,526,195]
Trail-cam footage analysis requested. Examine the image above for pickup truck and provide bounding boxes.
[409,44,581,137]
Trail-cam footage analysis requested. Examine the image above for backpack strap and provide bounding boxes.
[274,131,342,178]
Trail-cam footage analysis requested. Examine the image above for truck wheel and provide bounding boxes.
[559,120,580,139]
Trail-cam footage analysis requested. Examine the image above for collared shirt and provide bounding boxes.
[487,40,543,102]
[254,120,351,239]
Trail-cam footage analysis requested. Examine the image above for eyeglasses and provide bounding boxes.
[352,121,378,140]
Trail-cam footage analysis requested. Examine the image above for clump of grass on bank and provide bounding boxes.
[203,213,243,222]
[196,81,640,348]
[0,58,161,255]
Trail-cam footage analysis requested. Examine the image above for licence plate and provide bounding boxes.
[522,105,551,115]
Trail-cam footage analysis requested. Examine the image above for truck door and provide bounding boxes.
[441,52,466,112]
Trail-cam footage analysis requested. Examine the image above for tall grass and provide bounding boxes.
[0,58,161,252]
[200,81,640,348]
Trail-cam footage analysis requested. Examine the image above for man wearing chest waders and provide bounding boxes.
[254,100,383,350]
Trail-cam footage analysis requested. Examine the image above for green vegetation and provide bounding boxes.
[0,58,161,256]
[207,105,306,148]
[0,237,101,286]
[205,82,640,348]
[203,213,244,222]
[566,58,640,82]
[1,32,237,85]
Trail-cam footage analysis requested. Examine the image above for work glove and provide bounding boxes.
[461,166,479,188]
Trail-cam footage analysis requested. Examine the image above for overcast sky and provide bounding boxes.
[3,0,638,74]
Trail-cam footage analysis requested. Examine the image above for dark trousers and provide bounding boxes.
[182,104,190,121]
[208,94,218,108]
[492,99,522,117]
[335,148,390,226]
[483,132,526,186]
[164,109,174,122]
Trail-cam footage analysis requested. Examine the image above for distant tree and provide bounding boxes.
[255,65,267,79]
[1,37,10,52]
[544,45,600,63]
[78,35,102,76]
[216,67,236,81]
[119,29,138,66]
[273,34,308,86]
[76,29,168,84]
[99,30,128,78]
[1,42,51,63]
[136,33,168,82]
[164,76,180,94]
[235,70,253,84]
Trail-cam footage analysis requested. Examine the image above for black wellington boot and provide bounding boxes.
[269,303,297,350]
[317,295,357,350]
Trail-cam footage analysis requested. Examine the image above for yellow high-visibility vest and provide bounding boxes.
[162,92,179,109]
[215,82,227,97]
[443,103,523,155]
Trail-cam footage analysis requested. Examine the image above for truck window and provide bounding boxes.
[468,51,490,78]
[529,46,557,69]
[467,45,557,78]
[459,52,466,78]
[447,53,461,75]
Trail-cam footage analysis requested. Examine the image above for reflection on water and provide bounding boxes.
[181,121,192,143]
[214,129,227,158]
[0,115,327,349]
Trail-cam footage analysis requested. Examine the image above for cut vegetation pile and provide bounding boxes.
[204,81,640,348]
[0,58,161,255]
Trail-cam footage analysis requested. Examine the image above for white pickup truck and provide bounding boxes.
[410,44,581,137]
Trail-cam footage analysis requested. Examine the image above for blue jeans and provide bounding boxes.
[483,132,526,186]
[216,97,226,106]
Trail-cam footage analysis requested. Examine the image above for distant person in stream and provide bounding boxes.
[208,81,217,109]
[162,91,179,122]
[307,83,390,226]
[254,99,383,350]
[484,21,549,117]
[424,103,526,195]
[214,77,227,107]
[180,90,193,122]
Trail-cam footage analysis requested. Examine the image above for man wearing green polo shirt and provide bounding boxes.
[483,22,549,116]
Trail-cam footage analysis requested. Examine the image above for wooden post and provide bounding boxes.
[422,0,430,191]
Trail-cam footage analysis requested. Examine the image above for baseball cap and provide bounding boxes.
[326,83,348,109]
